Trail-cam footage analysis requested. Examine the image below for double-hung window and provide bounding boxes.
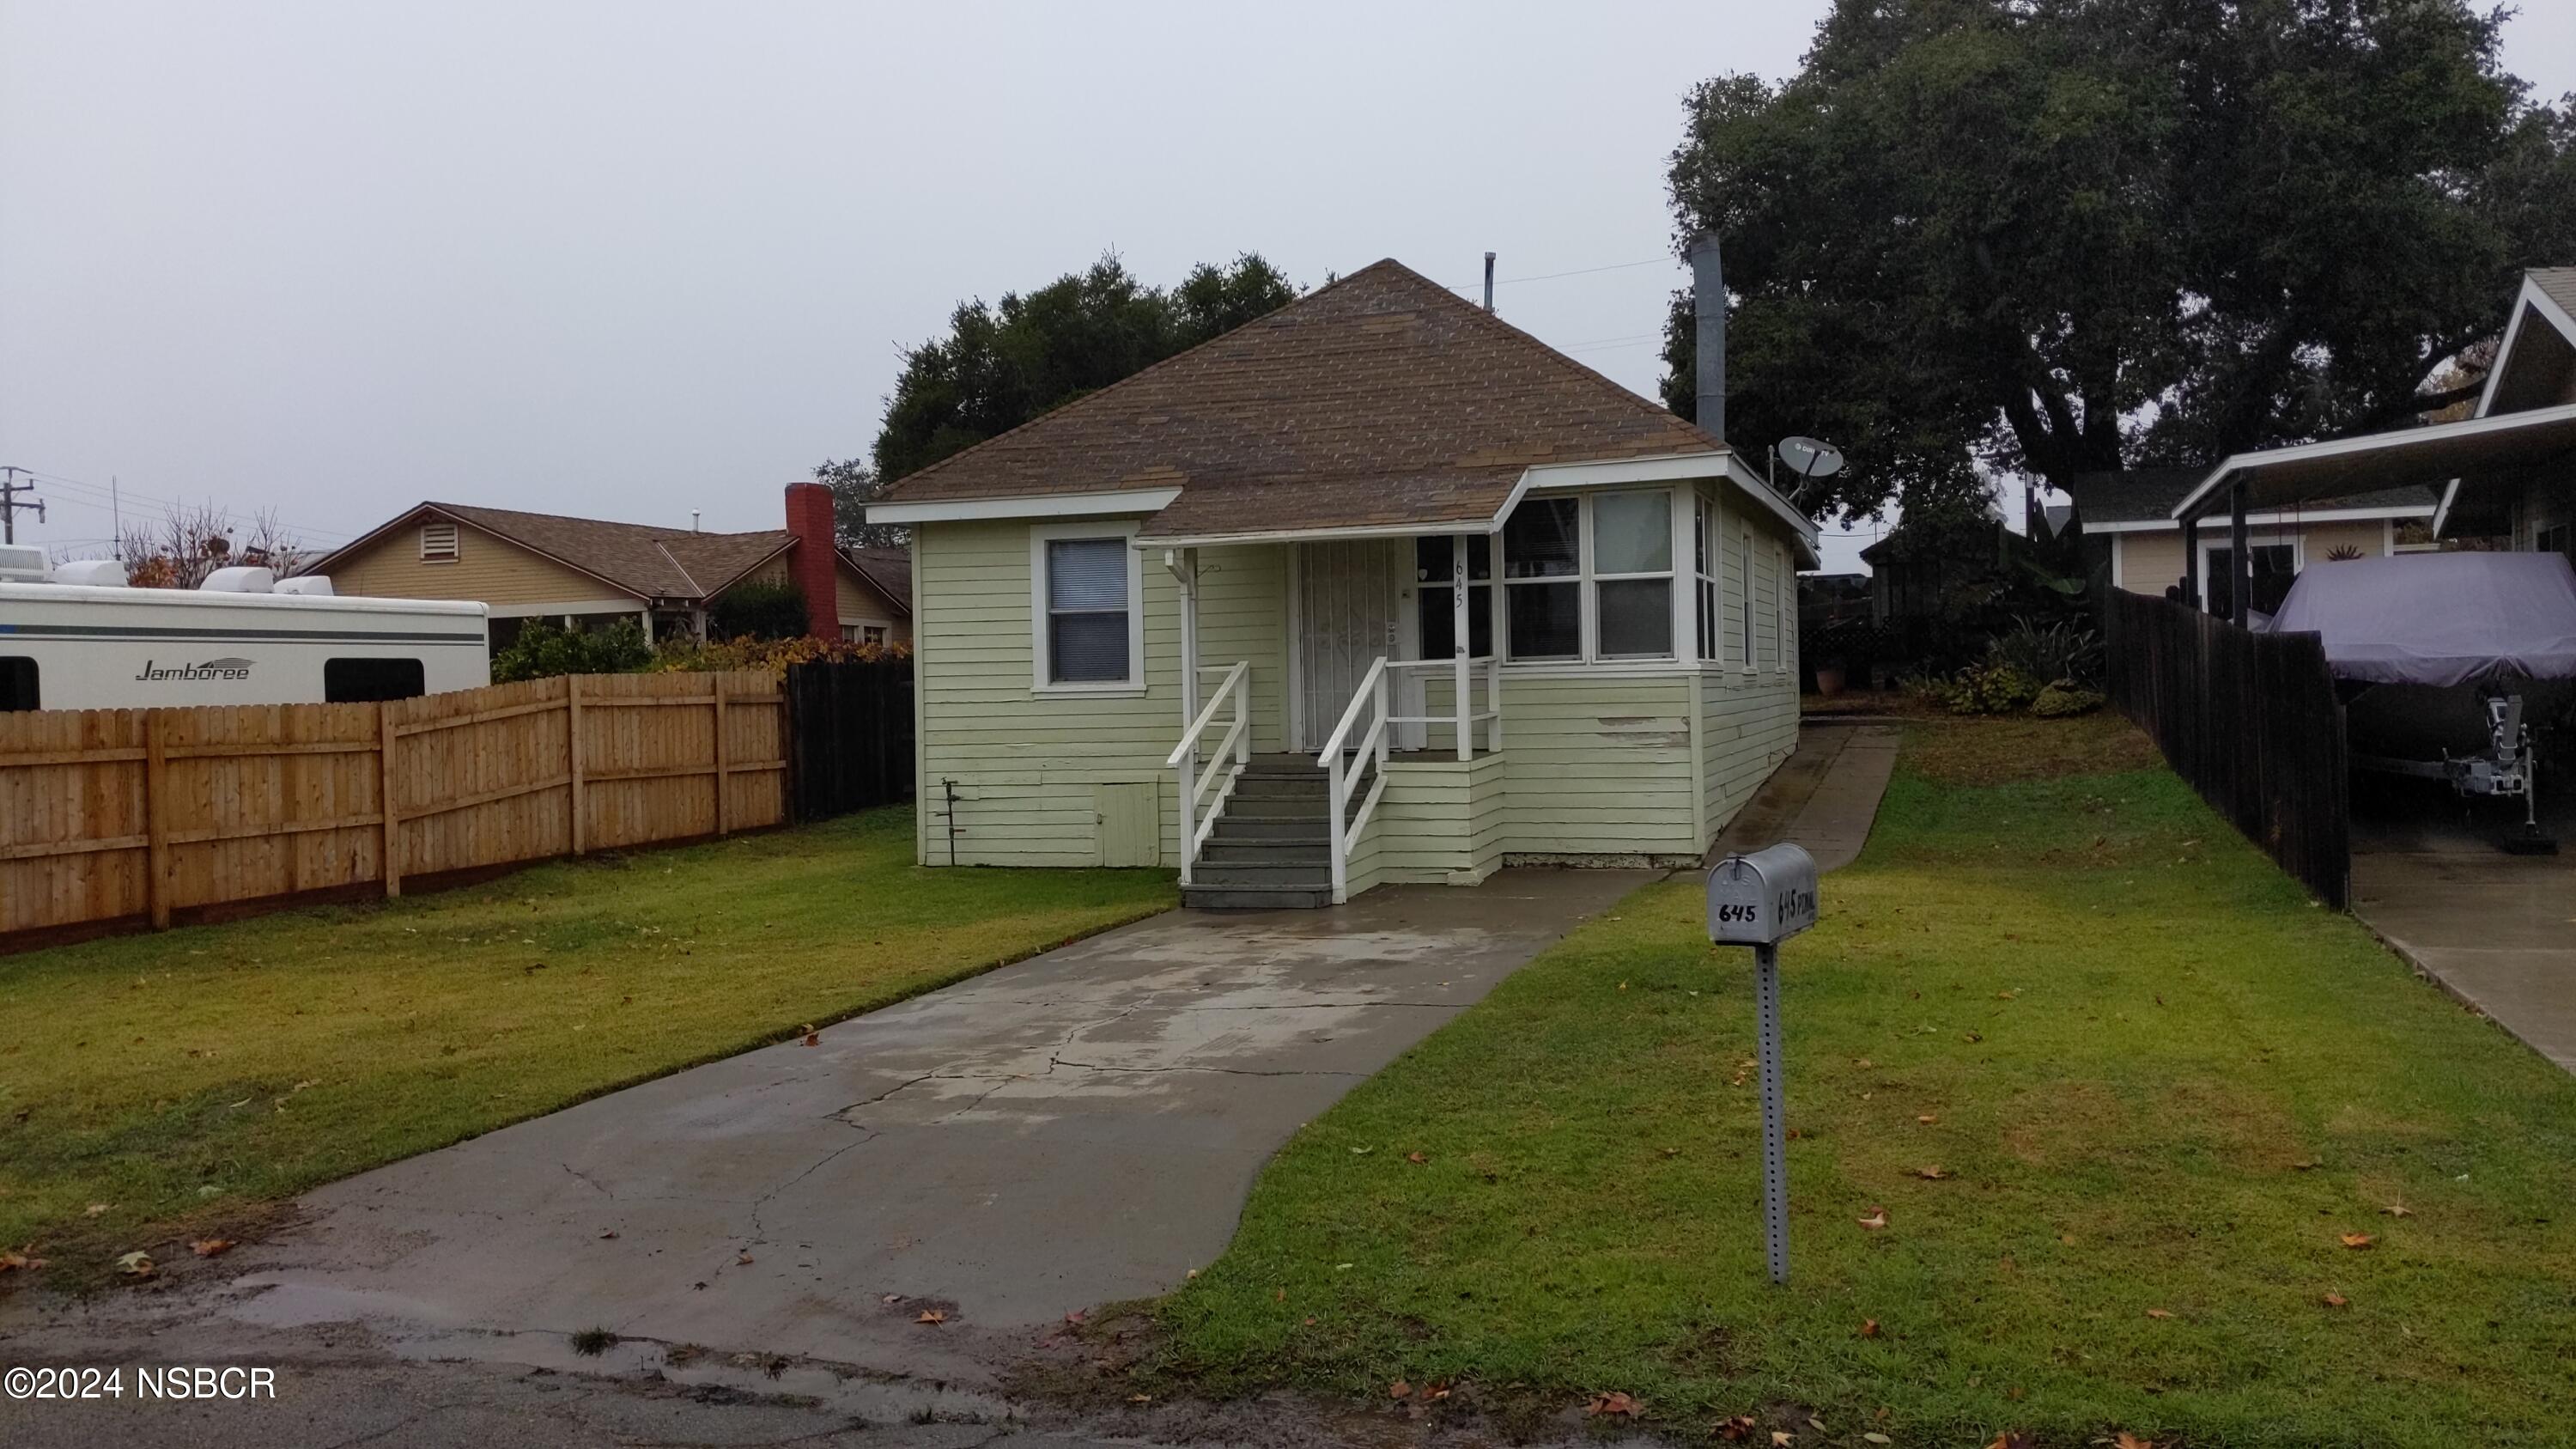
[1499,490,1676,662]
[1736,527,1755,670]
[1694,494,1718,661]
[1032,525,1141,690]
[1416,536,1494,657]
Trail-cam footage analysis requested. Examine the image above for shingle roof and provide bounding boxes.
[2063,470,2436,527]
[2533,267,2576,319]
[415,502,794,600]
[845,545,911,609]
[872,259,1723,539]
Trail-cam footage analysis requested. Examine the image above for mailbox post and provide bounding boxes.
[1707,842,1820,1285]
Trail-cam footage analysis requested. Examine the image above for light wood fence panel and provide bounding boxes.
[0,671,786,946]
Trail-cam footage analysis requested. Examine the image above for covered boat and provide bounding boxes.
[2265,551,2576,686]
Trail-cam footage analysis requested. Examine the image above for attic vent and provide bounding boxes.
[420,521,459,561]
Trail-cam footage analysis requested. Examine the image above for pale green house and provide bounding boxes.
[870,252,1820,908]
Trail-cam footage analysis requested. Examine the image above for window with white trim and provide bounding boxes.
[1694,493,1718,661]
[1769,540,1789,671]
[1031,525,1142,689]
[420,521,459,562]
[1736,526,1754,669]
[1498,490,1676,662]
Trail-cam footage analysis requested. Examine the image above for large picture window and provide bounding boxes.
[1499,490,1677,663]
[1031,525,1143,690]
[1416,536,1493,658]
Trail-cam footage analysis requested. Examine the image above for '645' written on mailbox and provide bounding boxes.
[1705,843,1820,947]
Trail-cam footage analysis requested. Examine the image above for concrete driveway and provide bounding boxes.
[2352,782,2576,1071]
[72,868,1645,1381]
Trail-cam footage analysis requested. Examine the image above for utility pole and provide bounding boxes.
[0,466,46,545]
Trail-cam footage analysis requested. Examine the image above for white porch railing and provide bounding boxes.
[1316,657,1391,904]
[1387,654,1502,758]
[1165,660,1251,886]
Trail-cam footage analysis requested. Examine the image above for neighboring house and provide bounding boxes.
[1856,513,2035,624]
[869,251,1820,908]
[2068,469,2436,617]
[2167,267,2576,615]
[303,485,911,654]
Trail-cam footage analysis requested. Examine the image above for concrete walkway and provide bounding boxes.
[8,868,1647,1393]
[1713,722,1901,871]
[2352,795,2576,1072]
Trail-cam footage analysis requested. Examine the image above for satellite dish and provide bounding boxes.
[1775,436,1845,480]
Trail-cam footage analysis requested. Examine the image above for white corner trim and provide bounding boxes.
[2087,503,2437,534]
[869,487,1181,525]
[1029,520,1146,694]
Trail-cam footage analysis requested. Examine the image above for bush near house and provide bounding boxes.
[489,617,653,683]
[1153,717,2576,1447]
[705,578,811,641]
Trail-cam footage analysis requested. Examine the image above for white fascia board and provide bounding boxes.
[1521,451,1731,489]
[2477,278,2576,419]
[483,598,648,618]
[2433,478,2461,537]
[2087,503,2437,534]
[865,487,1182,525]
[2168,400,2576,521]
[1141,519,1500,549]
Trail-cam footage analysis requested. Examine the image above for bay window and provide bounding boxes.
[1498,490,1678,662]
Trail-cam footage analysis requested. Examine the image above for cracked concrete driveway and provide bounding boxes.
[114,868,1646,1381]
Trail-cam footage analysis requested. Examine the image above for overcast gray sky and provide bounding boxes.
[4,2,2572,574]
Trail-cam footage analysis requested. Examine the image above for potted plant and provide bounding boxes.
[1814,656,1849,698]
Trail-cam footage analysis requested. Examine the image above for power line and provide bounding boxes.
[1443,255,1674,294]
[0,466,45,545]
[11,466,357,541]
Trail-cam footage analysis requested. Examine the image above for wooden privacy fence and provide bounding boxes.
[783,658,914,821]
[0,671,785,945]
[2104,589,2350,908]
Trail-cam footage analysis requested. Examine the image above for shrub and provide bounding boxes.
[1987,617,2101,687]
[2031,682,2106,717]
[647,634,908,678]
[706,579,811,642]
[1940,661,2043,715]
[491,618,652,683]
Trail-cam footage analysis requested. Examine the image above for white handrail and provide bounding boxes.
[1381,656,1501,754]
[1317,657,1393,904]
[1170,661,1251,886]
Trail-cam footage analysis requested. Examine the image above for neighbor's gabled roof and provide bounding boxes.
[303,502,909,615]
[868,259,1814,551]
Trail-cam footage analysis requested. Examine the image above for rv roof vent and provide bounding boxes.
[52,558,128,588]
[271,575,336,597]
[200,565,277,594]
[0,545,48,584]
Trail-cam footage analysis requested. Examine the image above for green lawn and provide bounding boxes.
[0,807,1173,1284]
[1156,720,2576,1447]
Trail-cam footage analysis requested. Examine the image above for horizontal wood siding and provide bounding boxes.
[325,524,633,607]
[1500,673,1699,857]
[1377,752,1506,883]
[0,672,784,946]
[1704,667,1799,836]
[911,520,1283,867]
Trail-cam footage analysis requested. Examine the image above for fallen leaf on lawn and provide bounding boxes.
[1857,1318,1880,1337]
[2144,1307,2173,1319]
[1771,1434,1795,1447]
[915,1309,946,1325]
[2323,1292,2349,1308]
[1662,1146,1682,1158]
[1856,1208,1889,1231]
[0,1251,45,1273]
[1854,1056,1874,1068]
[1996,989,2017,1000]
[1787,1128,1804,1141]
[191,1239,234,1258]
[1127,1392,1152,1403]
[2115,1434,2157,1449]
[2059,1233,2077,1246]
[116,1250,156,1278]
[1917,1113,1939,1124]
[1388,1379,1412,1399]
[1988,1431,2031,1448]
[1717,1415,1758,1441]
[1186,1268,1199,1279]
[1406,1151,1428,1164]
[1585,1391,1638,1417]
[85,1203,112,1217]
[1273,1288,1285,1302]
[801,1032,820,1047]
[1422,1380,1451,1401]
[2293,1159,2321,1171]
[2340,1232,2376,1250]
[1350,1147,1374,1156]
[1864,1435,1893,1446]
[1916,1165,1948,1180]
[2383,1203,2413,1217]
[1964,1031,1984,1044]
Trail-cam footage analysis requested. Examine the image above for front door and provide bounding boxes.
[1296,540,1404,752]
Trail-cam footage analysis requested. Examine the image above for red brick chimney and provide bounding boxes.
[783,482,839,640]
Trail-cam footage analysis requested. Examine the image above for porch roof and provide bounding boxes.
[2167,401,2576,527]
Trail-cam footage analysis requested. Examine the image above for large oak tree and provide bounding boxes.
[1662,0,2576,524]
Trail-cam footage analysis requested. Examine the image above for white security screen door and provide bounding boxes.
[1297,539,1404,752]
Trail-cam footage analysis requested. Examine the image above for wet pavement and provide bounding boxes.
[2,868,1651,1444]
[2351,777,2576,1072]
[1712,722,1899,871]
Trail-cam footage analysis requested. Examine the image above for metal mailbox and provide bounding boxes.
[1706,840,1820,1287]
[1706,842,1820,946]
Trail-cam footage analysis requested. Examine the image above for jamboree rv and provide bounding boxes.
[0,545,489,712]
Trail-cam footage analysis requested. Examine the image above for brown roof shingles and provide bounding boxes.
[422,502,791,599]
[873,260,1722,535]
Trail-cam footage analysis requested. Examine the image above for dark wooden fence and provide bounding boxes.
[784,659,915,823]
[2105,589,2350,907]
